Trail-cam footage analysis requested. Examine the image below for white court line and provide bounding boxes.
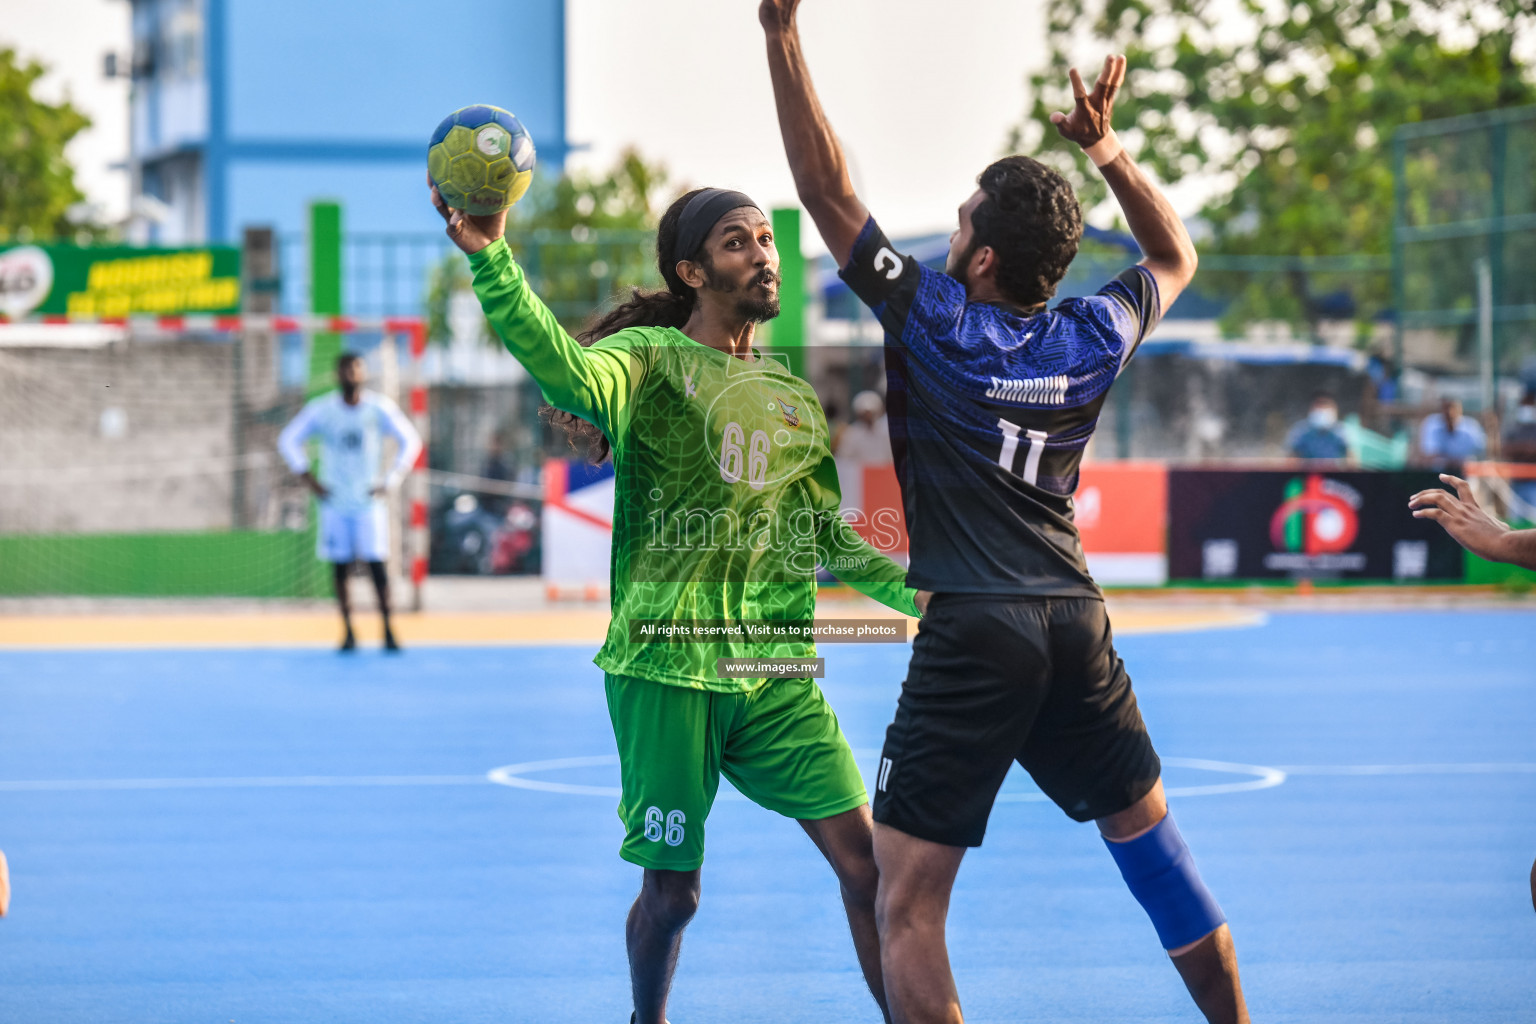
[486,753,1293,803]
[1159,757,1289,797]
[486,756,621,796]
[0,774,488,792]
[7,761,1533,796]
[995,756,1288,803]
[1275,763,1536,775]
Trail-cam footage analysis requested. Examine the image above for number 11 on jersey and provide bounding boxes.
[997,417,1048,486]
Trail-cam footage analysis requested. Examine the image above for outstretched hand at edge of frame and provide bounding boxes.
[1408,474,1524,566]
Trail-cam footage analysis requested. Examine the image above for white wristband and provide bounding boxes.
[1084,130,1124,168]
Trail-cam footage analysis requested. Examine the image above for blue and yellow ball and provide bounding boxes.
[428,105,536,216]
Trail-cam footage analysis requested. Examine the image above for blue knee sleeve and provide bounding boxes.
[1103,812,1226,951]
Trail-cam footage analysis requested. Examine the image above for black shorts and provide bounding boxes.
[872,594,1160,847]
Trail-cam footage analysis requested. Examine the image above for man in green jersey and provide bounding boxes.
[432,179,926,1024]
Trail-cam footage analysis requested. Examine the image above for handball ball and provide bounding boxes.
[428,105,536,216]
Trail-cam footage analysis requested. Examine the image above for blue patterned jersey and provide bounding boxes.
[839,217,1161,596]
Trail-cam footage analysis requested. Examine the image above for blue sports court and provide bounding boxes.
[2,609,1533,1022]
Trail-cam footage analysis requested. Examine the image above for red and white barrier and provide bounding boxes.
[541,458,613,602]
[404,322,430,611]
[1,313,430,334]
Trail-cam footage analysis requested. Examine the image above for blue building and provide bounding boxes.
[127,0,568,249]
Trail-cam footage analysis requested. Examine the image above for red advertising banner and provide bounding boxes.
[1075,462,1167,553]
[1076,461,1168,585]
[848,461,1169,585]
[858,464,908,553]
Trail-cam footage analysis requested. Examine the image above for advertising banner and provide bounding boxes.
[1168,469,1463,581]
[0,244,241,319]
[1077,461,1168,585]
[848,461,1169,585]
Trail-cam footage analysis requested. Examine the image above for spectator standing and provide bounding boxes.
[833,390,892,513]
[822,400,847,457]
[480,436,513,517]
[1362,348,1400,432]
[1501,390,1536,513]
[1285,393,1350,461]
[835,389,891,464]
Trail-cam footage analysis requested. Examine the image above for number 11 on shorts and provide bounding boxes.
[644,806,686,847]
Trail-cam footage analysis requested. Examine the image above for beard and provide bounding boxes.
[702,259,781,323]
[735,289,781,324]
[945,238,978,288]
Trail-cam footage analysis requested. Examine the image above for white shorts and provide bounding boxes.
[318,504,390,564]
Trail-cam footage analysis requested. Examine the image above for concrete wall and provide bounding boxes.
[0,340,250,534]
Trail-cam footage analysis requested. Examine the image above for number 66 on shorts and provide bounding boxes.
[644,806,687,847]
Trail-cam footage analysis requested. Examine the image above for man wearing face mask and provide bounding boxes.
[1285,393,1350,462]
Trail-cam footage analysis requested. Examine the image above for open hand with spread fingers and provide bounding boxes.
[1408,473,1526,566]
[1050,54,1126,151]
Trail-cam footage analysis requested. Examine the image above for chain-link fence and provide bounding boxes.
[1394,105,1536,389]
[278,228,659,327]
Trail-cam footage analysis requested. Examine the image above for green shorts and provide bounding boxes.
[604,673,868,871]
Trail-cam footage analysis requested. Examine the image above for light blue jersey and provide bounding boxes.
[277,391,421,514]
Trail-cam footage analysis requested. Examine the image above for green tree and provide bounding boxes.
[0,48,91,242]
[427,147,670,343]
[515,147,668,234]
[1014,0,1535,332]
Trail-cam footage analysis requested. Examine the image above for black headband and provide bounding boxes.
[674,188,763,265]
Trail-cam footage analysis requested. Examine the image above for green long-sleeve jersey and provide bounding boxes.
[469,237,918,691]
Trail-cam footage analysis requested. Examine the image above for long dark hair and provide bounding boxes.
[539,188,707,464]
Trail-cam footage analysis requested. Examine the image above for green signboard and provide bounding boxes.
[0,243,242,319]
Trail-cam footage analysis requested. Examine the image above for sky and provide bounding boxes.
[565,0,1053,246]
[1,0,133,225]
[1,0,1198,251]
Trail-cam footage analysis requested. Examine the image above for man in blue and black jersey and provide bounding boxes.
[762,2,1250,1021]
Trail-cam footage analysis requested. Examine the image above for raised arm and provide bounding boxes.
[760,0,868,265]
[430,179,645,437]
[1051,56,1198,316]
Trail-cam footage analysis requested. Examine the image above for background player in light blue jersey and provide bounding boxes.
[279,353,422,652]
